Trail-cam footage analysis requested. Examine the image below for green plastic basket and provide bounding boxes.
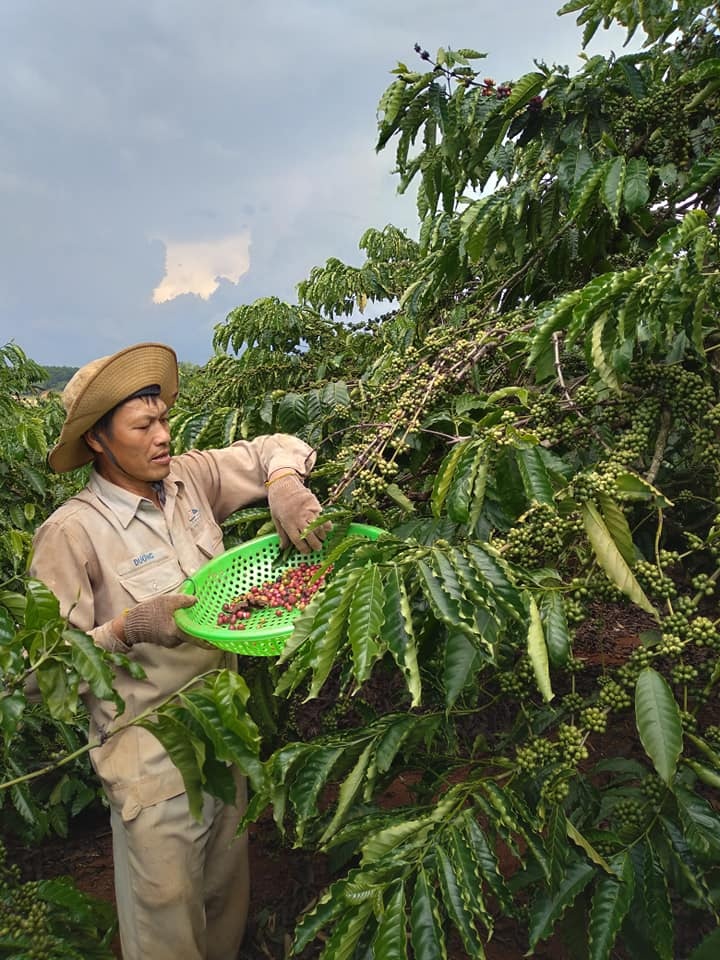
[174,523,385,656]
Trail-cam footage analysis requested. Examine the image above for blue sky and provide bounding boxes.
[0,1,631,367]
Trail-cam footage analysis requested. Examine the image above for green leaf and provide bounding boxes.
[443,632,482,709]
[289,745,344,839]
[141,713,206,819]
[528,857,595,949]
[320,741,374,844]
[597,494,635,566]
[178,687,263,785]
[685,758,720,790]
[410,867,447,960]
[0,589,26,621]
[660,815,714,910]
[588,853,635,960]
[362,816,433,864]
[436,844,486,957]
[614,471,671,506]
[528,596,553,702]
[590,312,621,394]
[540,591,570,666]
[348,565,385,684]
[623,157,650,214]
[558,144,594,191]
[634,839,673,960]
[449,825,495,934]
[317,899,374,960]
[566,820,614,874]
[616,59,645,98]
[67,628,116,702]
[676,152,720,201]
[674,784,720,859]
[547,804,569,886]
[307,566,365,698]
[463,543,525,619]
[372,882,408,960]
[602,156,625,225]
[417,559,472,635]
[374,714,417,773]
[385,482,415,513]
[10,778,38,827]
[383,566,421,707]
[0,690,26,737]
[515,446,554,505]
[291,877,350,955]
[503,71,545,114]
[635,668,683,785]
[24,578,60,630]
[431,441,468,517]
[38,661,78,721]
[570,159,609,222]
[581,502,657,617]
[447,441,487,523]
[458,814,511,913]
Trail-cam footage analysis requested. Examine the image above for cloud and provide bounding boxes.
[152,232,251,303]
[0,1,633,367]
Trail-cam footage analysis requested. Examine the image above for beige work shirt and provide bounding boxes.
[30,434,316,821]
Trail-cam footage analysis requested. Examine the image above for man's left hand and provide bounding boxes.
[266,472,331,553]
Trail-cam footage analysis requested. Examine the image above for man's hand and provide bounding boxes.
[122,593,198,648]
[266,472,331,553]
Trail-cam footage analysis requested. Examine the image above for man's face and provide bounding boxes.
[93,396,172,488]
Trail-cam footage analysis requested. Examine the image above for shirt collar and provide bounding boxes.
[88,469,181,528]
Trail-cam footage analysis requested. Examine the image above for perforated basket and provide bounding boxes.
[174,523,385,656]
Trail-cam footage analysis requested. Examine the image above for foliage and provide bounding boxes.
[0,839,117,959]
[0,347,98,848]
[0,344,85,581]
[167,2,720,956]
[2,0,720,958]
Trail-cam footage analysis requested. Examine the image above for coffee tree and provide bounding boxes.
[165,2,720,957]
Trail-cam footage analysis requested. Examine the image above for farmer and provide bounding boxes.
[29,342,330,960]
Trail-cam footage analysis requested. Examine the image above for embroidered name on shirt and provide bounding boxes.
[133,552,156,567]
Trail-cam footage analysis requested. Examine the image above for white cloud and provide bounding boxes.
[152,232,251,303]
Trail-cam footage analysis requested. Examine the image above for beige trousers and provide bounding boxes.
[110,775,249,960]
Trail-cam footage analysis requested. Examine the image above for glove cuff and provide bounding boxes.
[123,606,151,647]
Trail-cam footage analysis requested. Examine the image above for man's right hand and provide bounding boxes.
[121,593,197,648]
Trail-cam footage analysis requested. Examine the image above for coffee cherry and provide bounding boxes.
[216,562,330,628]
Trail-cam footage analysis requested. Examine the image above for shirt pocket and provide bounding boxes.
[194,523,225,560]
[118,552,185,602]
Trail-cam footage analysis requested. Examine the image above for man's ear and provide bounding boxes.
[84,430,103,454]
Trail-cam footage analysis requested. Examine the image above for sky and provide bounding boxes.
[0,1,632,368]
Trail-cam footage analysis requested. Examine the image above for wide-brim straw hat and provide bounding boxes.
[48,342,179,473]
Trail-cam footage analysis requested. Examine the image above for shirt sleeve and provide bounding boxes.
[173,433,317,522]
[29,519,128,653]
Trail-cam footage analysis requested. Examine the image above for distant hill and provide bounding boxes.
[37,366,78,391]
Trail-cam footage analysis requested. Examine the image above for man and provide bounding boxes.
[29,342,330,960]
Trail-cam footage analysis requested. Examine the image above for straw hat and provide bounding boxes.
[48,342,179,473]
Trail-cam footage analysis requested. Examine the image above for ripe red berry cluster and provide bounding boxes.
[216,562,330,630]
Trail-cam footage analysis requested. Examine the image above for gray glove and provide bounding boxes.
[266,473,331,553]
[123,593,198,648]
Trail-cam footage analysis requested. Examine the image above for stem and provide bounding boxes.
[0,669,221,793]
[645,407,671,486]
